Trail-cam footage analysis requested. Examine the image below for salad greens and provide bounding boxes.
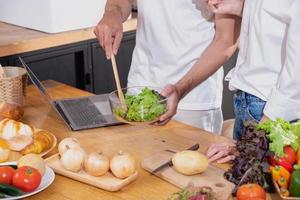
[168,186,215,200]
[225,122,272,193]
[257,118,300,157]
[115,87,167,122]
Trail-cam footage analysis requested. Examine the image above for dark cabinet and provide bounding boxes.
[92,31,136,94]
[11,44,89,91]
[0,31,136,95]
[0,57,9,66]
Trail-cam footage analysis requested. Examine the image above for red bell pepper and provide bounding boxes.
[276,158,293,172]
[269,155,293,172]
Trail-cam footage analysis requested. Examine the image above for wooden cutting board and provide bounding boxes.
[45,153,138,192]
[141,150,235,200]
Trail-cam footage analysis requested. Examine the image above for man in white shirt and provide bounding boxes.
[94,0,240,134]
[205,0,300,163]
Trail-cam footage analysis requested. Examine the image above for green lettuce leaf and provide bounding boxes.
[257,118,300,157]
[116,87,166,122]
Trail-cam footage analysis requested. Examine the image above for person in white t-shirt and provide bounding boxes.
[94,0,241,134]
[204,0,300,163]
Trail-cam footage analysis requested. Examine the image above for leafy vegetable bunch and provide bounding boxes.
[224,122,272,191]
[115,87,167,122]
[257,118,300,157]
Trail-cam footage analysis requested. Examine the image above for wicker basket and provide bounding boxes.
[0,66,27,106]
[274,179,300,200]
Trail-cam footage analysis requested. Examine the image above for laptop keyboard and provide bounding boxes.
[60,98,106,127]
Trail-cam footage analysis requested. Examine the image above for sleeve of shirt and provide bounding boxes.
[263,1,300,121]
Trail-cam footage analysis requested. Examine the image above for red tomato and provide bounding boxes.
[0,166,15,184]
[236,184,266,200]
[281,146,297,164]
[12,166,41,192]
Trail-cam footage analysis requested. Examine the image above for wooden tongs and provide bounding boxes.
[110,54,127,111]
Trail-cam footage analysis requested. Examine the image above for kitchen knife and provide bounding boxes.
[151,143,200,174]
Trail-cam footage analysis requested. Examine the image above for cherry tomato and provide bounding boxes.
[280,146,297,164]
[236,184,266,200]
[12,166,41,192]
[0,166,15,184]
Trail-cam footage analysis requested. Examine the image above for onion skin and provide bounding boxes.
[172,150,208,175]
[18,153,46,176]
[60,147,86,172]
[84,152,109,176]
[58,137,81,155]
[110,151,136,179]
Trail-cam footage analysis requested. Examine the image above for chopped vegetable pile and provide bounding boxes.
[114,87,167,122]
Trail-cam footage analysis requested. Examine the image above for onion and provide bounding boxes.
[18,153,46,176]
[60,146,86,172]
[84,152,109,176]
[58,137,81,155]
[110,151,136,179]
[172,150,208,175]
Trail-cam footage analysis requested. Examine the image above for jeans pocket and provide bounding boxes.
[246,101,266,123]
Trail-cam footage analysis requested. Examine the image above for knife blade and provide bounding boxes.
[151,143,200,174]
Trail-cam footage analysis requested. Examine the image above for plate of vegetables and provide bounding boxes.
[0,160,55,200]
[108,86,167,125]
[257,119,300,199]
[224,119,300,199]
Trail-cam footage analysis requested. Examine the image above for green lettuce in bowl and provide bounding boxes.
[109,87,167,123]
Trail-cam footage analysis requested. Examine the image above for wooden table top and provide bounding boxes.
[0,19,137,57]
[22,80,279,200]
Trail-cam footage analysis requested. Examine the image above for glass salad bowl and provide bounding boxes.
[108,86,168,125]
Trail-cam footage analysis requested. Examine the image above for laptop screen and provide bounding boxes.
[19,57,53,103]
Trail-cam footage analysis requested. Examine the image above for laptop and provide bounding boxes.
[19,57,122,131]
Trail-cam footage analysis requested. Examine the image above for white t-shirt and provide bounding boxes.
[226,0,300,121]
[127,0,224,110]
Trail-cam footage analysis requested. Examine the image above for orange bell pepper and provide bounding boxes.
[278,177,288,189]
[274,166,291,182]
[271,166,281,181]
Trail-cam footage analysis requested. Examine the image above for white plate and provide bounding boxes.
[0,162,55,200]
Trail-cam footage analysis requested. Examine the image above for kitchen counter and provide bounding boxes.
[0,18,137,57]
[22,80,280,200]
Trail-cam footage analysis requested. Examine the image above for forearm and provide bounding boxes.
[105,0,133,22]
[175,15,240,99]
[175,38,237,99]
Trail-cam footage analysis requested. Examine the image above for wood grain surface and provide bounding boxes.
[141,150,235,200]
[21,80,280,200]
[0,19,137,57]
[46,154,138,192]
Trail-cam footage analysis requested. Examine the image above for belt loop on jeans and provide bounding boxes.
[236,90,247,107]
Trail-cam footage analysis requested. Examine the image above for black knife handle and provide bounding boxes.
[187,144,200,151]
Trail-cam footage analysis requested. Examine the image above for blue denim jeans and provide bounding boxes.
[233,90,266,140]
